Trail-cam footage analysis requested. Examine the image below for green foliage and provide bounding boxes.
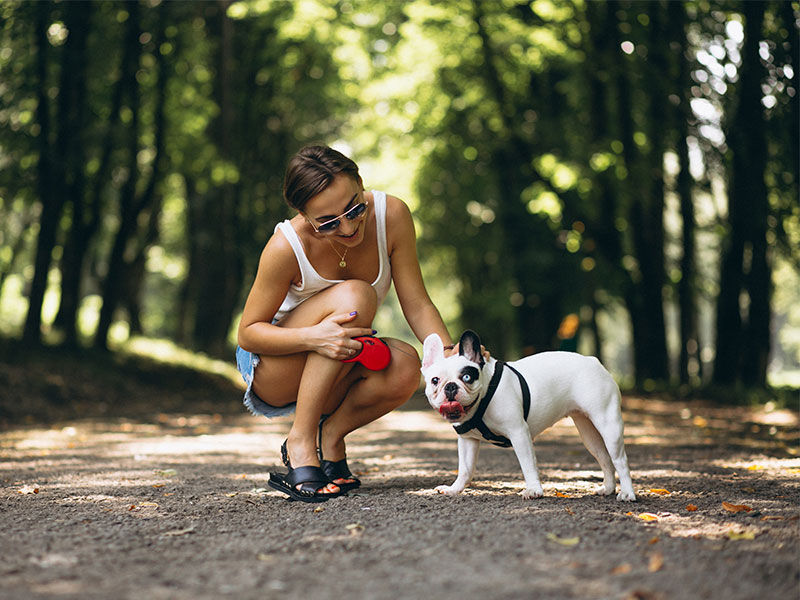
[0,0,797,392]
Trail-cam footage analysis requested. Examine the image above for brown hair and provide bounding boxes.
[283,145,362,211]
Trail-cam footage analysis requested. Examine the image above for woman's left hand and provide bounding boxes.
[444,342,490,361]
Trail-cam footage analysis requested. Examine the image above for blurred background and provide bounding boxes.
[0,0,797,399]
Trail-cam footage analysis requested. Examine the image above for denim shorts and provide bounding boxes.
[235,346,296,418]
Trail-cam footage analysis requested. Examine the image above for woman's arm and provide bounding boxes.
[236,231,315,355]
[386,195,453,347]
[238,229,373,358]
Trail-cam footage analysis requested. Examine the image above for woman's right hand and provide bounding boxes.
[308,312,375,360]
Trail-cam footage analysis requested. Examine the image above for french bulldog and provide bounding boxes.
[421,330,636,501]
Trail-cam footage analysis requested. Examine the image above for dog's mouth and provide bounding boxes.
[439,401,465,422]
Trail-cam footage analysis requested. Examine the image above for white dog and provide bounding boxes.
[421,330,636,501]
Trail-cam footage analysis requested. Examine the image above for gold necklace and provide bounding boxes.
[326,239,348,268]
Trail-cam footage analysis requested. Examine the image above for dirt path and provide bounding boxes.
[1,394,798,600]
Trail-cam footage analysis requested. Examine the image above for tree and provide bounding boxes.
[23,1,92,344]
[714,1,770,388]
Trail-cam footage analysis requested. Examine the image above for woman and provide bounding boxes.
[236,145,453,503]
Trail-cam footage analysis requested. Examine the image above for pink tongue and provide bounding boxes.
[439,401,464,419]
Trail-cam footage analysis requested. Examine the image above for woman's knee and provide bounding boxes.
[329,280,377,321]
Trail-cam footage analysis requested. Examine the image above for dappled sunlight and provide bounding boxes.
[122,337,243,386]
[1,392,798,600]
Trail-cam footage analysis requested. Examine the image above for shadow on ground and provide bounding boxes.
[1,348,798,599]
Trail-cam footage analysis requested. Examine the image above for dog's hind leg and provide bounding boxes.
[571,412,617,496]
[592,402,636,502]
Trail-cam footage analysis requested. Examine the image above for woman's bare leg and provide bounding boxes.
[319,339,421,465]
[250,280,378,491]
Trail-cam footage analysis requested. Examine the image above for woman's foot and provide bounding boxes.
[283,436,340,496]
[318,416,360,491]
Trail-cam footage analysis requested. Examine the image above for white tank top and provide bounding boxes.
[272,190,393,323]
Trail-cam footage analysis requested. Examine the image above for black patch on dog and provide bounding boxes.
[459,366,480,386]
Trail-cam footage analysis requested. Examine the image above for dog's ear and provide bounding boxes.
[458,330,484,367]
[422,333,445,370]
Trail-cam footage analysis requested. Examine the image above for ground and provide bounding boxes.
[0,348,798,600]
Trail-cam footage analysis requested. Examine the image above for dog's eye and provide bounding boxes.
[461,373,473,384]
[431,377,439,386]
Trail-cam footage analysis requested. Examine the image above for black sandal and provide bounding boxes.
[268,465,342,503]
[318,417,361,493]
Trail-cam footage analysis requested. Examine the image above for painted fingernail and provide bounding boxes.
[350,311,358,316]
[372,330,377,335]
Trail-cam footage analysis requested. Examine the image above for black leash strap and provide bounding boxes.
[453,361,531,448]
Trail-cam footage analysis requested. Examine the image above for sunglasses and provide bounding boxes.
[307,201,369,235]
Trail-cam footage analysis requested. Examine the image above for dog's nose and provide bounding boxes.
[444,382,458,399]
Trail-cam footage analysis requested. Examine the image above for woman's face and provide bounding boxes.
[303,175,368,247]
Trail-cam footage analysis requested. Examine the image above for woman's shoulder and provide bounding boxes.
[380,192,413,221]
[259,222,302,278]
[380,193,415,253]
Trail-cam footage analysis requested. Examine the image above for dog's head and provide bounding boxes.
[421,330,487,423]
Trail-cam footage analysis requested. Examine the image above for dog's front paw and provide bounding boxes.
[521,485,544,499]
[616,490,637,502]
[435,484,463,496]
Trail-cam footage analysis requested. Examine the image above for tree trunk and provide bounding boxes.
[184,1,243,357]
[609,1,648,387]
[668,1,700,386]
[713,1,769,387]
[57,0,130,346]
[23,1,61,345]
[739,2,770,388]
[95,1,169,350]
[52,1,92,345]
[636,0,670,383]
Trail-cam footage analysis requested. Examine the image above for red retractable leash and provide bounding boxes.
[341,336,392,370]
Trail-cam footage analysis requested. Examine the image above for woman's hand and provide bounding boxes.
[444,342,490,361]
[307,312,375,360]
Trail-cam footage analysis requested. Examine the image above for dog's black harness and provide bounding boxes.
[453,361,531,448]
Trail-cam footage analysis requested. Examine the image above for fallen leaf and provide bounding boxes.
[313,506,325,513]
[564,507,575,515]
[139,502,159,508]
[692,416,708,428]
[686,504,698,512]
[545,533,580,547]
[722,502,752,513]
[648,536,660,545]
[162,526,195,537]
[225,493,238,498]
[346,523,364,536]
[611,563,633,575]
[787,468,800,475]
[154,469,177,477]
[637,513,659,522]
[760,515,784,521]
[17,485,40,495]
[726,529,756,540]
[649,489,670,496]
[746,465,763,471]
[741,487,756,493]
[555,492,570,498]
[624,590,660,600]
[152,484,165,489]
[648,552,664,572]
